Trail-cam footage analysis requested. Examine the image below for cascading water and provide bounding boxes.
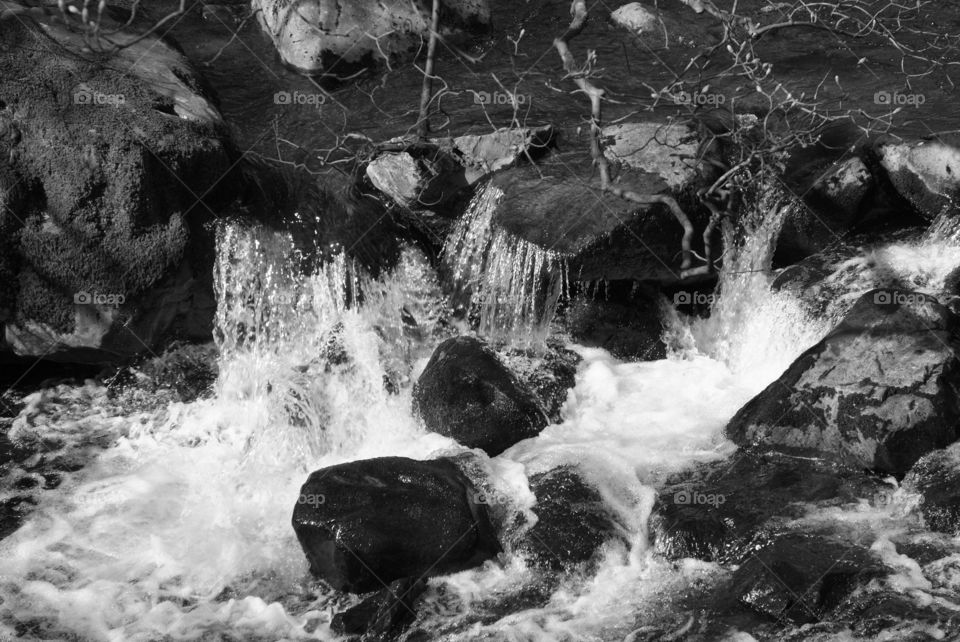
[4,182,960,640]
[443,182,569,348]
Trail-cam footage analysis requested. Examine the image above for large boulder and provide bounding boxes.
[727,289,960,478]
[413,336,549,456]
[515,466,627,571]
[651,451,888,563]
[722,534,887,625]
[903,442,960,535]
[292,457,501,593]
[488,146,704,284]
[253,0,491,75]
[877,139,960,220]
[563,284,667,361]
[0,5,236,363]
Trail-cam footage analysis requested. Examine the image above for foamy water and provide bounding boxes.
[4,206,960,640]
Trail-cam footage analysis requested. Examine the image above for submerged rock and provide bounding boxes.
[413,336,549,456]
[878,139,960,219]
[726,289,960,478]
[651,450,887,563]
[903,442,960,535]
[0,6,235,363]
[516,466,627,571]
[600,122,698,190]
[253,0,491,75]
[331,577,427,639]
[723,534,887,625]
[292,457,500,593]
[500,340,580,424]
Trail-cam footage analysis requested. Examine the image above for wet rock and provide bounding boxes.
[253,0,491,75]
[516,466,626,571]
[292,456,501,593]
[770,227,927,319]
[564,284,666,361]
[331,577,427,640]
[447,125,556,185]
[724,534,887,625]
[500,340,580,424]
[776,156,875,263]
[0,7,235,363]
[878,139,960,219]
[413,336,549,455]
[610,0,722,48]
[726,289,960,478]
[487,146,705,284]
[651,450,885,563]
[903,442,960,535]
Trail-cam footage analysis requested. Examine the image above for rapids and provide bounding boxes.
[4,183,960,640]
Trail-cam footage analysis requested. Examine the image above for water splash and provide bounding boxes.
[443,182,569,348]
[678,182,830,383]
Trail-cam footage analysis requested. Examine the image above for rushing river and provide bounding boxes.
[3,1,960,640]
[4,178,960,639]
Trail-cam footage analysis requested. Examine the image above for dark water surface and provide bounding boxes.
[168,0,960,176]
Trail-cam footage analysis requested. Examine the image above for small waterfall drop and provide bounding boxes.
[443,182,569,347]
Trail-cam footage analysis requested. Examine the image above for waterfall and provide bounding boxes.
[443,182,569,348]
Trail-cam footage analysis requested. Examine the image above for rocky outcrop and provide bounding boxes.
[877,139,960,219]
[488,138,705,284]
[651,451,888,563]
[723,534,887,624]
[776,156,876,263]
[292,457,501,593]
[770,227,931,319]
[0,5,236,363]
[903,443,960,535]
[253,0,491,75]
[413,336,549,455]
[365,126,555,213]
[516,466,627,571]
[563,286,667,361]
[726,289,960,477]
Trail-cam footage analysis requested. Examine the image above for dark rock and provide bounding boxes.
[770,227,925,318]
[877,139,960,220]
[516,466,626,571]
[564,285,666,361]
[726,289,960,478]
[776,156,874,263]
[724,534,887,625]
[292,456,500,593]
[903,442,960,535]
[331,577,427,640]
[413,336,549,456]
[254,0,491,75]
[500,340,580,423]
[0,6,236,363]
[651,451,886,563]
[486,125,708,285]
